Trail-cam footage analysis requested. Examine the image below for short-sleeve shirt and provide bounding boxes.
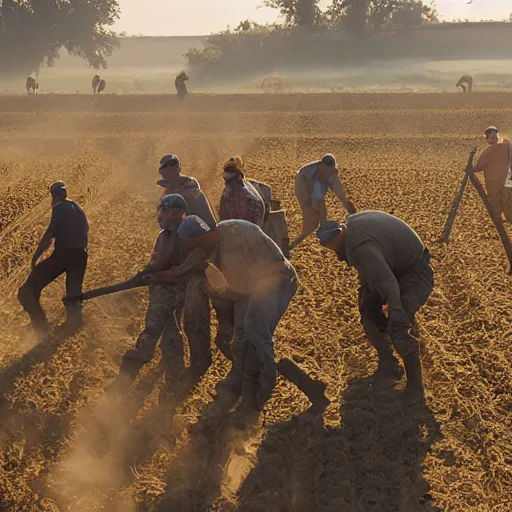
[48,200,89,250]
[212,219,296,294]
[345,211,425,279]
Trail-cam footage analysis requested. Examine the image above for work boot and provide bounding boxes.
[392,333,425,399]
[277,358,330,414]
[216,337,247,397]
[63,302,84,332]
[363,321,403,383]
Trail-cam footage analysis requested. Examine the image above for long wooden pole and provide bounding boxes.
[437,149,476,244]
[468,172,512,275]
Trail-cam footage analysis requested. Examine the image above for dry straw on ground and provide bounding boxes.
[0,93,510,511]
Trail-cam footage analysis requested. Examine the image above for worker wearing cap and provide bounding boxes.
[18,182,89,334]
[290,154,356,250]
[219,156,266,227]
[471,126,512,223]
[152,216,300,413]
[456,74,473,94]
[120,194,190,377]
[175,71,189,100]
[316,211,434,399]
[157,154,217,230]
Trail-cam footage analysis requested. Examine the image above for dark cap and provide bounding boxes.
[320,154,336,166]
[49,181,66,194]
[158,193,187,211]
[159,154,180,169]
[485,126,498,136]
[316,219,345,246]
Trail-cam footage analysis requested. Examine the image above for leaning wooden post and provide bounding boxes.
[437,149,476,244]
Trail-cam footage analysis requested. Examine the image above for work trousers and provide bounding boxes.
[18,248,88,330]
[291,173,327,248]
[359,249,434,363]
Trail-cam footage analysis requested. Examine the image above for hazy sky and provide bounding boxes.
[114,0,512,36]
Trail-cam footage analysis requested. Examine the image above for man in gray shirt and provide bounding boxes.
[18,181,89,334]
[317,210,434,399]
[290,154,356,250]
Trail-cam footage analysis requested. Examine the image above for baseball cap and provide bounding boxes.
[159,154,180,169]
[485,126,498,136]
[49,181,66,194]
[177,215,211,240]
[320,154,336,166]
[158,193,187,211]
[316,220,345,246]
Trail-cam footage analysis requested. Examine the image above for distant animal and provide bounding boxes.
[175,71,189,99]
[92,75,106,94]
[261,76,284,92]
[456,75,473,94]
[26,76,38,95]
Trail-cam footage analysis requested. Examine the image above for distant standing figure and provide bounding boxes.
[92,75,101,93]
[456,75,473,93]
[175,71,189,99]
[26,76,38,95]
[18,182,89,335]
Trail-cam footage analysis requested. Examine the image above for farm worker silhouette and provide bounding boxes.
[456,75,473,93]
[152,216,328,422]
[175,71,189,99]
[117,194,226,388]
[290,154,356,250]
[317,211,434,399]
[18,182,89,335]
[471,126,512,223]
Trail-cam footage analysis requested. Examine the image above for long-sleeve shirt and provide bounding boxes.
[296,160,349,209]
[472,142,511,197]
[157,175,217,229]
[219,181,265,227]
[342,211,425,318]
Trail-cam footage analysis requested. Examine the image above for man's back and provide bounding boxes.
[345,211,424,276]
[476,143,510,187]
[49,200,89,250]
[216,219,292,293]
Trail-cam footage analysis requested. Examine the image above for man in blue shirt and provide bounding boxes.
[18,181,89,335]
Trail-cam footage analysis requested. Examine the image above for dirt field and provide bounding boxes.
[0,93,511,512]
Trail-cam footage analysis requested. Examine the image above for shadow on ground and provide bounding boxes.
[236,376,443,512]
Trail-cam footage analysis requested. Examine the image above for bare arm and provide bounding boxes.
[329,174,354,213]
[471,149,488,174]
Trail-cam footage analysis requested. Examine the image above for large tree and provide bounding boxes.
[263,0,320,28]
[0,0,120,76]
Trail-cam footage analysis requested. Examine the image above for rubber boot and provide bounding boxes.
[392,333,425,400]
[277,358,330,414]
[363,320,403,383]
